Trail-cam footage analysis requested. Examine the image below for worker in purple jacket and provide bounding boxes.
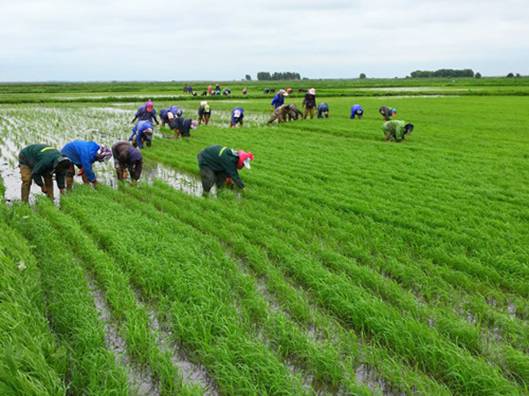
[350,104,364,119]
[112,141,143,182]
[132,100,159,124]
[129,120,154,149]
[230,107,244,128]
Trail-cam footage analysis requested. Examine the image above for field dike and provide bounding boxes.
[85,273,159,396]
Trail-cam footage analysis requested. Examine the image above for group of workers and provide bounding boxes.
[17,99,254,202]
[17,91,416,203]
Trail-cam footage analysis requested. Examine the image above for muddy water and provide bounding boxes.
[86,275,160,396]
[0,107,203,203]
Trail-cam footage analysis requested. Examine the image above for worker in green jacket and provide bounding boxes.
[18,144,71,203]
[382,120,414,142]
[197,145,254,195]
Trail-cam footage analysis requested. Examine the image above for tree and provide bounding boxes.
[506,73,514,78]
[475,72,482,79]
[516,73,521,78]
[245,74,252,81]
[359,73,366,79]
[410,69,474,78]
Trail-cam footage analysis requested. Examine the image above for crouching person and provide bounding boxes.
[62,140,113,189]
[112,141,143,182]
[317,103,329,118]
[198,101,211,125]
[382,120,414,142]
[129,120,154,149]
[18,144,71,202]
[230,107,244,128]
[197,145,253,196]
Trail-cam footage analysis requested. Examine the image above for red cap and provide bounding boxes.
[237,151,254,169]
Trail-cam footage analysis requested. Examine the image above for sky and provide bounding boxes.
[1,0,528,81]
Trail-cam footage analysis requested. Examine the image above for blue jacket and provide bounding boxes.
[351,104,364,119]
[61,140,100,182]
[318,103,329,112]
[271,94,284,109]
[129,121,153,149]
[231,108,244,124]
[133,105,158,123]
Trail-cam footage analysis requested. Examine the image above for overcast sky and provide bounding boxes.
[1,0,528,81]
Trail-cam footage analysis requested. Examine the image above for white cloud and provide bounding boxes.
[1,0,528,80]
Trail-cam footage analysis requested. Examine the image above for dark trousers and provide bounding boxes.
[199,166,227,193]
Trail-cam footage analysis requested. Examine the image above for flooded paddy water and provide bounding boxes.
[0,105,204,203]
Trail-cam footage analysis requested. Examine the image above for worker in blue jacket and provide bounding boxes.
[350,104,364,119]
[129,120,154,149]
[230,107,244,128]
[131,100,159,124]
[61,140,112,189]
[160,105,183,126]
[271,89,288,109]
[317,103,329,118]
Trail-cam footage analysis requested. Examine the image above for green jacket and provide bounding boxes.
[382,120,407,142]
[198,145,244,188]
[19,144,66,188]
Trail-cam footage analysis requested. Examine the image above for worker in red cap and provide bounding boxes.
[132,100,159,125]
[197,145,254,195]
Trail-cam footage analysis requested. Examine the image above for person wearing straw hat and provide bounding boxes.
[198,101,212,125]
[197,145,254,195]
[302,88,317,119]
[61,140,112,189]
[18,144,71,202]
[271,89,288,110]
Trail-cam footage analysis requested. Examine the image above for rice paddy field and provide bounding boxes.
[1,79,529,395]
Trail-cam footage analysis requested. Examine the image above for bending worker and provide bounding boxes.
[132,100,159,125]
[317,103,329,118]
[130,120,154,148]
[61,140,112,189]
[111,141,143,182]
[18,144,71,203]
[302,88,317,119]
[160,106,183,127]
[197,145,254,195]
[268,104,301,124]
[230,107,244,128]
[173,118,198,139]
[198,101,211,125]
[379,105,397,121]
[271,89,288,109]
[350,104,364,119]
[382,120,414,142]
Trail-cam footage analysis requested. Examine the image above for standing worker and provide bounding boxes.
[382,120,414,142]
[198,101,211,125]
[111,141,143,182]
[132,100,159,125]
[317,103,330,118]
[18,144,71,203]
[379,105,397,121]
[197,145,254,195]
[271,89,288,109]
[129,120,154,149]
[350,104,364,119]
[61,140,112,189]
[230,107,244,128]
[302,88,317,119]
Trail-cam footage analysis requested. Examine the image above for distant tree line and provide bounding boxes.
[257,72,302,81]
[410,69,475,78]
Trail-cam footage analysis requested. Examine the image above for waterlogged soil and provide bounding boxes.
[0,107,204,203]
[85,275,160,396]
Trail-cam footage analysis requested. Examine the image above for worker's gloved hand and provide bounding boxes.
[77,168,85,176]
[225,177,234,186]
[41,185,47,193]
